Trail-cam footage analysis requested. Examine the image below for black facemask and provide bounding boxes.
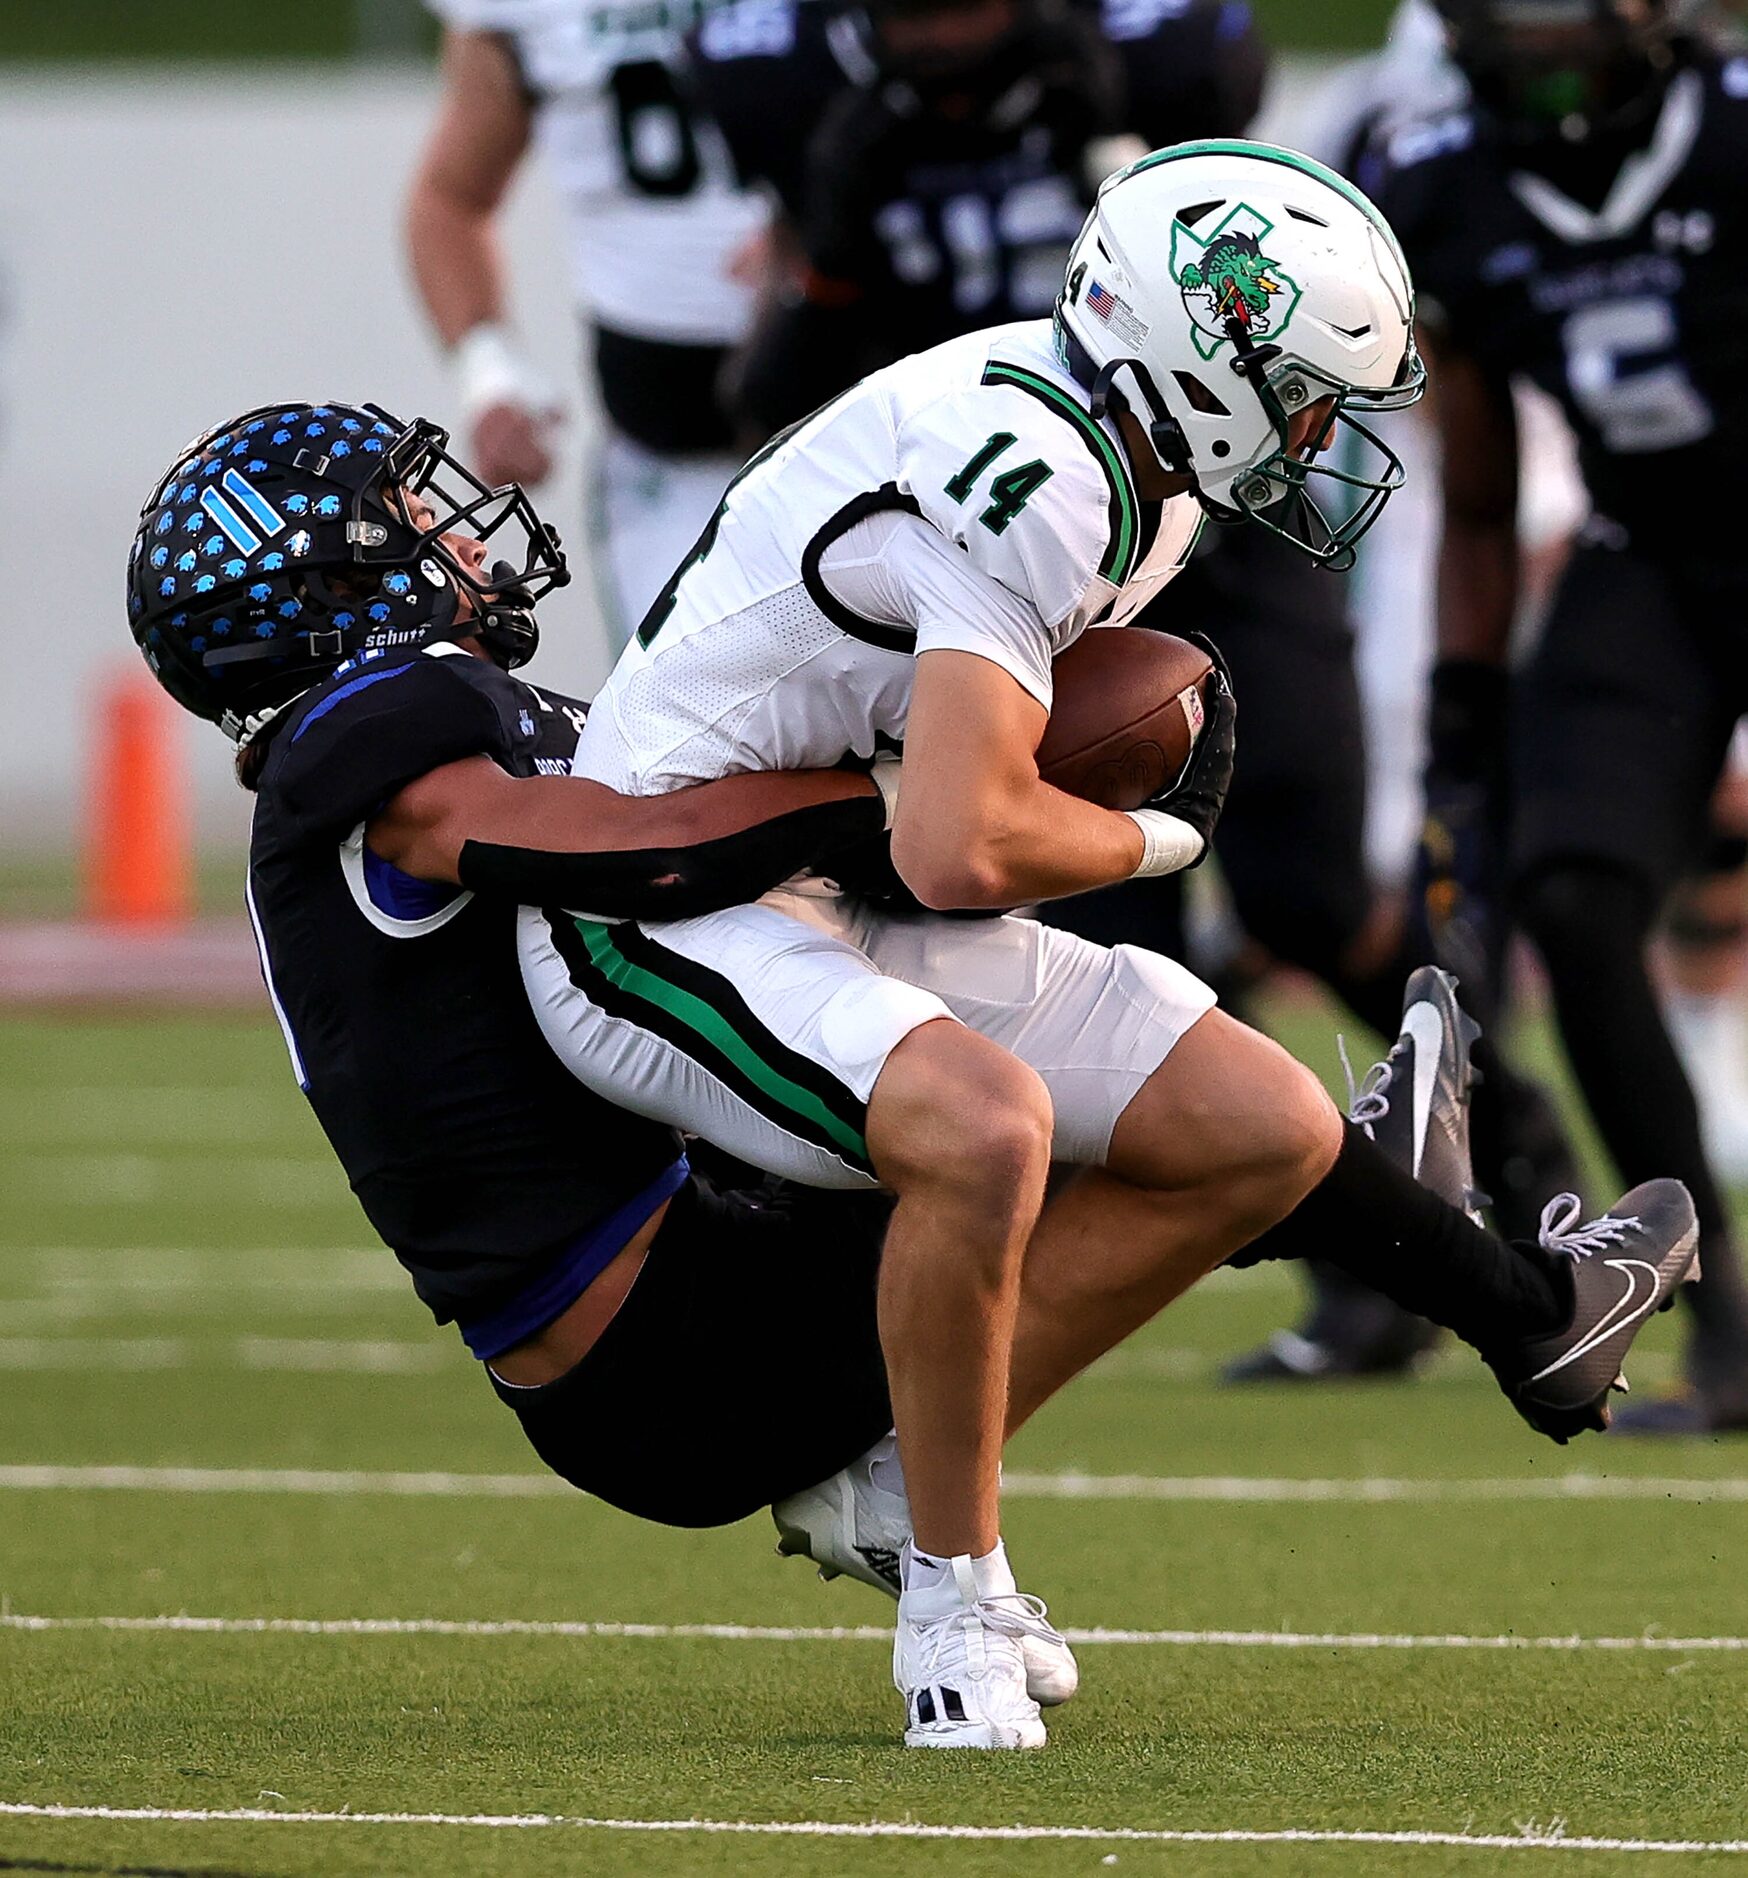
[1439,0,1679,146]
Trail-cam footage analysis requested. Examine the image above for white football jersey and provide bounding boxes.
[427,0,764,344]
[576,319,1204,794]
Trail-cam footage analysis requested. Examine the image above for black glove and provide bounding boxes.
[1412,657,1512,988]
[1146,631,1236,865]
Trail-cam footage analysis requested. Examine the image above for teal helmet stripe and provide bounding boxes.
[1115,139,1413,285]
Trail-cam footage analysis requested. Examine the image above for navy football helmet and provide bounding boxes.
[1434,0,1682,143]
[127,401,568,740]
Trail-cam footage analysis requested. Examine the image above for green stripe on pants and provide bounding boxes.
[574,919,871,1169]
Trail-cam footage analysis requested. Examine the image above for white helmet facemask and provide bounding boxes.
[1054,139,1426,570]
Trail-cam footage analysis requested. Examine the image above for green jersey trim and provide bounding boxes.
[979,362,1140,588]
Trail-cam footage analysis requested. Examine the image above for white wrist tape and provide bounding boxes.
[1124,809,1204,878]
[871,755,902,831]
[453,324,546,424]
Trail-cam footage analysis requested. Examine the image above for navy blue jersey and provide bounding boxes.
[1363,48,1748,547]
[686,0,1265,367]
[247,647,682,1326]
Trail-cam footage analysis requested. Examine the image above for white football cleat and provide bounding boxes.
[894,1543,1048,1750]
[772,1432,907,1596]
[773,1435,1079,1706]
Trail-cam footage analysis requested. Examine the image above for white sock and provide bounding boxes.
[902,1538,1013,1600]
[902,1544,951,1594]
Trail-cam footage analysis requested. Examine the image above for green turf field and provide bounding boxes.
[3,1008,1746,1876]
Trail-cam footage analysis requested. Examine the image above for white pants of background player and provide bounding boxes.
[518,880,1216,1188]
[588,428,741,652]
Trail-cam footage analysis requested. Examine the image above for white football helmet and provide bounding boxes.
[1055,139,1425,568]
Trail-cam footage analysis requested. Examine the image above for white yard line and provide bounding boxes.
[0,1339,443,1373]
[999,1471,1748,1502]
[2,1463,1745,1502]
[8,1246,382,1264]
[0,1803,1741,1853]
[13,1156,345,1204]
[1,1089,289,1141]
[5,1612,1747,1653]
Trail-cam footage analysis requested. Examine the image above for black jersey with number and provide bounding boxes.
[685,0,1265,375]
[1363,48,1748,547]
[247,647,682,1327]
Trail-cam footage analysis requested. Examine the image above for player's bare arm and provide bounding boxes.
[405,26,555,486]
[893,650,1144,908]
[1428,322,1521,667]
[406,29,530,345]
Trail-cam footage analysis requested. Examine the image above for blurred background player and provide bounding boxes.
[1362,0,1748,1429]
[1217,0,1592,1381]
[406,0,766,644]
[686,0,1580,1385]
[688,0,1266,433]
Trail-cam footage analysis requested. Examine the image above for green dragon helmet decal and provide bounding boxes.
[1055,138,1424,570]
[1169,207,1302,361]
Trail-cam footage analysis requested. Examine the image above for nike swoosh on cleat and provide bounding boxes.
[1401,1002,1447,1181]
[1527,1258,1661,1385]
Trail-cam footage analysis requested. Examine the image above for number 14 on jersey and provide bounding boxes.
[945,432,1054,536]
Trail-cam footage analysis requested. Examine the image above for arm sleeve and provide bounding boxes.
[818,509,1063,711]
[264,653,514,841]
[456,789,888,920]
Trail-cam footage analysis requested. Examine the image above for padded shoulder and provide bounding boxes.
[682,0,833,199]
[898,363,1141,628]
[260,650,529,841]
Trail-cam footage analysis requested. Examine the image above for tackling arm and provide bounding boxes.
[891,651,1147,910]
[367,762,891,920]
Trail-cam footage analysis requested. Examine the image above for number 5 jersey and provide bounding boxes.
[1361,43,1748,548]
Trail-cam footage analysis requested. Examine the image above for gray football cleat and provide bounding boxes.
[772,1434,1079,1706]
[1487,1182,1700,1442]
[1346,966,1486,1220]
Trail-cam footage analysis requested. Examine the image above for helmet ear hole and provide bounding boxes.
[1172,371,1230,418]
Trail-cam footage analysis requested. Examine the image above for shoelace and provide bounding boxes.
[1338,1034,1393,1130]
[912,1593,1058,1684]
[979,1591,1068,1651]
[1536,1191,1641,1259]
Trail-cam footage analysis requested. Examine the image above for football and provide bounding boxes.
[1037,628,1214,811]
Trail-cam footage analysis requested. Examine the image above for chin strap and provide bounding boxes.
[1056,322,1193,476]
[470,561,540,671]
[220,688,316,748]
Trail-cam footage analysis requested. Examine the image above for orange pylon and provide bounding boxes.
[85,669,192,928]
